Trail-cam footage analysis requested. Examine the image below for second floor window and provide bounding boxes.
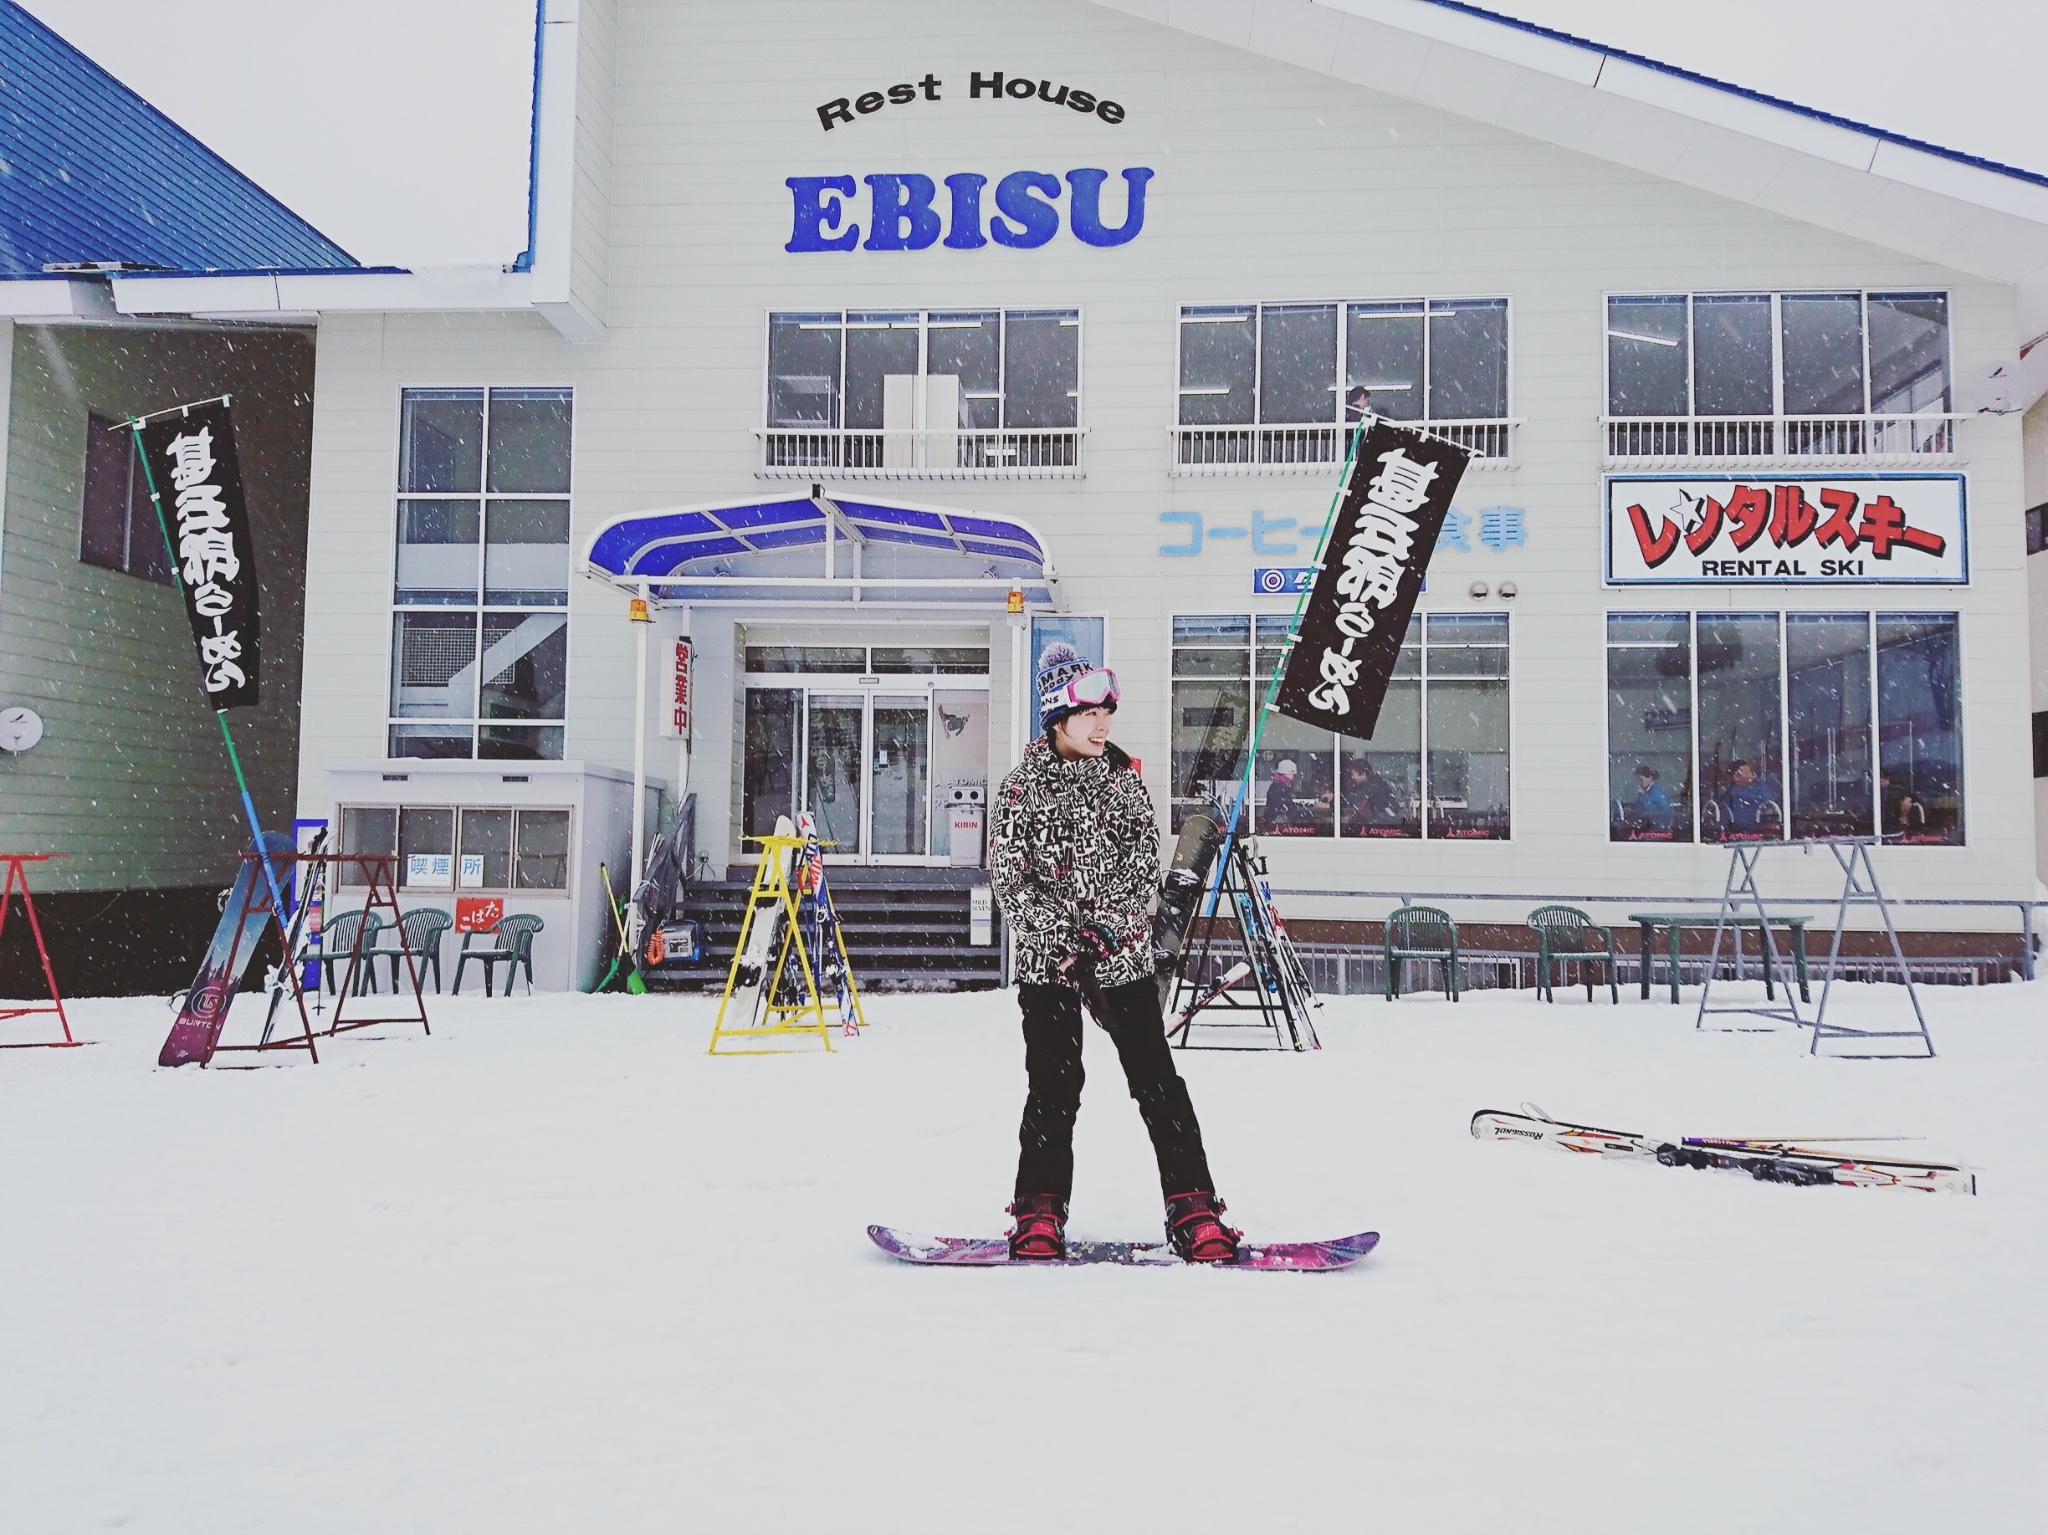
[79,413,172,584]
[1606,291,1952,461]
[390,387,572,761]
[762,309,1080,477]
[1176,299,1511,470]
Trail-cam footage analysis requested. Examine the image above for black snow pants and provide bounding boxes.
[1014,977,1215,1206]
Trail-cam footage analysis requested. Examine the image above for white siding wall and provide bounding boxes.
[296,0,2037,935]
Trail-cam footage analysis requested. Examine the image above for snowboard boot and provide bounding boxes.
[1164,1190,1242,1263]
[1006,1193,1068,1260]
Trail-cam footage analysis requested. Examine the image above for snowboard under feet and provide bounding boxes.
[868,1224,1378,1270]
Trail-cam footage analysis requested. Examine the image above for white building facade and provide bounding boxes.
[100,0,2048,988]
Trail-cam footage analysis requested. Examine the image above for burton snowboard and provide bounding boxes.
[1473,1107,1976,1194]
[868,1225,1378,1271]
[161,830,292,1068]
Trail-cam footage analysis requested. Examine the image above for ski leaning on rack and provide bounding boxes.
[1151,811,1224,1010]
[868,1225,1378,1270]
[1472,1108,1975,1194]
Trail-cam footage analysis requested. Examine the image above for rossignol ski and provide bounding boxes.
[1472,1107,1975,1194]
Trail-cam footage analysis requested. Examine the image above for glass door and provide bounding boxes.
[869,696,930,858]
[805,693,866,859]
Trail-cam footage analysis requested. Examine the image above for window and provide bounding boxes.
[741,644,989,675]
[338,804,571,890]
[79,413,172,583]
[390,388,571,760]
[1175,299,1512,471]
[1169,613,1509,839]
[1606,612,1962,844]
[1605,292,1953,461]
[2027,502,2047,557]
[761,309,1080,477]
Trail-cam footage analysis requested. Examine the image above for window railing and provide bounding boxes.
[755,427,1084,479]
[1171,419,1519,475]
[1602,412,1962,467]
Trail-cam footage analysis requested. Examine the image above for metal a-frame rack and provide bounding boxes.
[708,831,862,1055]
[1695,836,1934,1059]
[1166,831,1319,1052]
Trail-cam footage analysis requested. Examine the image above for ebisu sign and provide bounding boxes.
[1605,474,1967,585]
[785,169,1153,252]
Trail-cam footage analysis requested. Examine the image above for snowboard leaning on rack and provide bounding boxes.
[869,1225,1379,1270]
[727,814,798,1032]
[1472,1108,1975,1194]
[1151,811,1225,1008]
[161,830,292,1068]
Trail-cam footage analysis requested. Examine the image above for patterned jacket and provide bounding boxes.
[989,738,1159,988]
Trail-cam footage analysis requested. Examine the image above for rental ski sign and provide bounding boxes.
[137,399,261,708]
[1606,473,1967,585]
[1274,419,1469,741]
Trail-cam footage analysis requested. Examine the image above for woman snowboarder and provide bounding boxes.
[987,641,1240,1263]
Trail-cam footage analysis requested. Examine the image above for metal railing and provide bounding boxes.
[1172,419,1519,474]
[1602,412,1962,468]
[1268,886,2047,983]
[1281,942,2012,998]
[756,427,1083,479]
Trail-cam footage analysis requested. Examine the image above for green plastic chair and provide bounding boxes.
[1384,904,1460,1001]
[388,907,453,993]
[1527,904,1619,1004]
[319,909,384,996]
[453,913,545,997]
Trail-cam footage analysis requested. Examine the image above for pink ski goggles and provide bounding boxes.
[1043,666,1120,715]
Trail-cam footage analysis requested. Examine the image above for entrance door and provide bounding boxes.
[741,668,988,866]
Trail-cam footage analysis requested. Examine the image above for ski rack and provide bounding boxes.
[204,852,432,1065]
[1695,837,1934,1059]
[0,853,79,1048]
[708,831,845,1055]
[1167,830,1319,1052]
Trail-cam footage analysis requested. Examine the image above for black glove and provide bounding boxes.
[1074,920,1118,968]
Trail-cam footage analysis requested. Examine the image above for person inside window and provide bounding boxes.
[1343,756,1398,834]
[1879,769,1919,834]
[1344,384,1373,424]
[1719,759,1776,837]
[1631,765,1672,830]
[1262,758,1308,832]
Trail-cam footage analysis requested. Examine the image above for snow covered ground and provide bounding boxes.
[2,978,2042,1532]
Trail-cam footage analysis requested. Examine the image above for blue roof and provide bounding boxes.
[0,0,356,277]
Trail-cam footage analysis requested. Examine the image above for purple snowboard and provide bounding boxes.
[160,832,289,1068]
[868,1224,1378,1271]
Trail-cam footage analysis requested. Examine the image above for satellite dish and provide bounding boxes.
[0,706,43,753]
[1971,359,2020,414]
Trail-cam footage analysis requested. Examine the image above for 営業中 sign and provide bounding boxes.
[1606,474,1967,585]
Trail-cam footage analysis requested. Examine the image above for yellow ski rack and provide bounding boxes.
[708,831,865,1055]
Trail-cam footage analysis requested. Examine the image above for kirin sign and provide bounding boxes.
[1605,474,1967,585]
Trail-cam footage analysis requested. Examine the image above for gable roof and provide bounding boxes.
[1097,0,2048,341]
[0,0,356,278]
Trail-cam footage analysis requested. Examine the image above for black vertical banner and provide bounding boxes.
[1274,419,1469,740]
[138,400,261,710]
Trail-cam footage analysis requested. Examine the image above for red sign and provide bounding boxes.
[455,897,503,933]
[665,639,692,739]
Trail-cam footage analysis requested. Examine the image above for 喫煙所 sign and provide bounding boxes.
[1606,474,1966,585]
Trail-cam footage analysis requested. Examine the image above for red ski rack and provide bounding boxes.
[0,854,80,1048]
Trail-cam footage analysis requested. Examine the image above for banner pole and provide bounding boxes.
[1204,414,1374,906]
[126,404,292,936]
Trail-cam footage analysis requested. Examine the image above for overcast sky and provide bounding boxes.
[18,0,2048,269]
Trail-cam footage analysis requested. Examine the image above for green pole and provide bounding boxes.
[125,401,294,937]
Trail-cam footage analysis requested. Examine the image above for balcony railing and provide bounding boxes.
[756,427,1084,480]
[1603,412,1962,468]
[1171,419,1519,475]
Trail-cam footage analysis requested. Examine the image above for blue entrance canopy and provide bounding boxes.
[582,489,1063,609]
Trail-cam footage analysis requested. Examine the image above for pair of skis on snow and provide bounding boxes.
[1473,1107,1977,1194]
